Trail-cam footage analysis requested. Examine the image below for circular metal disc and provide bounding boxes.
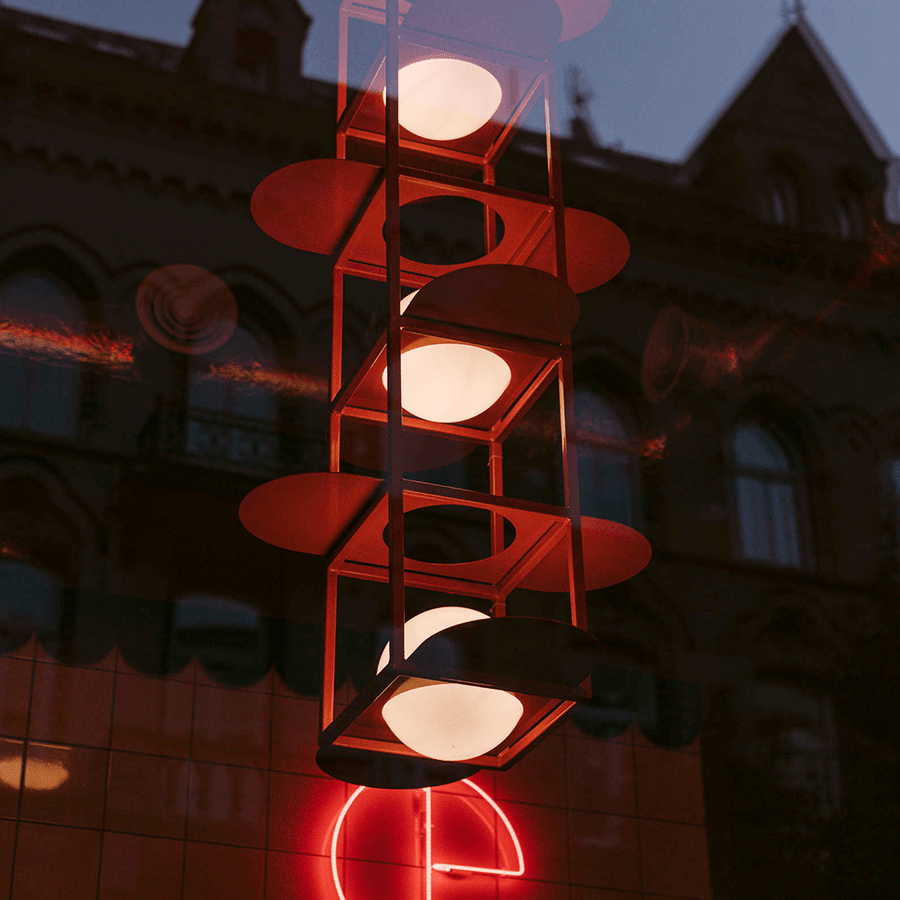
[411,616,603,690]
[403,0,562,56]
[406,264,579,341]
[519,516,651,591]
[239,472,383,555]
[564,208,630,292]
[251,160,381,253]
[555,0,614,42]
[316,745,480,789]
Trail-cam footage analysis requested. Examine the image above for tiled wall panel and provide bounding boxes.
[0,648,711,900]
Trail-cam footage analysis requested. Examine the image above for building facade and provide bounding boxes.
[1,1,899,898]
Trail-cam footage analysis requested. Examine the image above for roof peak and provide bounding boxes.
[685,10,892,165]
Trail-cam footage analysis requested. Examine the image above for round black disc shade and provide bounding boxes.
[409,616,602,692]
[316,745,480,789]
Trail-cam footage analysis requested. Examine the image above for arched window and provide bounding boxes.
[0,549,62,652]
[188,323,275,419]
[731,422,806,567]
[233,2,277,92]
[833,182,867,242]
[576,390,640,527]
[764,164,802,229]
[730,680,840,891]
[186,320,279,467]
[0,272,83,437]
[889,457,900,572]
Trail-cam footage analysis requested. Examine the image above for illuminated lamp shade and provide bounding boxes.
[377,607,524,761]
[390,59,503,141]
[381,343,511,423]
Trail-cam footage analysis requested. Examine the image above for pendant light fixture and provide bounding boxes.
[241,0,647,789]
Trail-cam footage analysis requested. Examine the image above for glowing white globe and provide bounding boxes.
[377,606,487,673]
[393,58,502,141]
[383,682,524,761]
[381,342,511,423]
[378,607,524,761]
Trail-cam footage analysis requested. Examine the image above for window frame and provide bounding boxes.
[183,312,282,470]
[728,421,811,569]
[0,269,87,439]
[833,177,868,242]
[574,387,643,530]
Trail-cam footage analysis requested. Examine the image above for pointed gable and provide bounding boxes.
[684,18,897,227]
[704,24,887,160]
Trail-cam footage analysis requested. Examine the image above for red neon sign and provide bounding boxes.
[330,779,524,900]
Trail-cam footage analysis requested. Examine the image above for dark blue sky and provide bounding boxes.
[6,0,899,162]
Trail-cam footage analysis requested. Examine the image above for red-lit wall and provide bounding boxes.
[0,638,710,900]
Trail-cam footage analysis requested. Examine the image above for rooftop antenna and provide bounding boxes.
[565,65,599,147]
[782,0,807,24]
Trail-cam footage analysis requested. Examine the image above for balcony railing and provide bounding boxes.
[139,401,326,477]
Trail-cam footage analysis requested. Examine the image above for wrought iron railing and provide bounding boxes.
[138,401,326,476]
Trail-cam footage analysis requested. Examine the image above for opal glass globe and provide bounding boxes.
[381,342,511,423]
[392,58,502,141]
[377,606,487,673]
[383,682,524,761]
[377,607,524,761]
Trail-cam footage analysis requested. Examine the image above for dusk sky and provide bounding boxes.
[5,0,899,162]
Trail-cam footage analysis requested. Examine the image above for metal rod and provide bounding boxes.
[546,64,567,284]
[403,479,570,519]
[321,567,339,732]
[545,63,587,630]
[329,268,344,471]
[559,352,587,629]
[486,70,545,169]
[484,163,498,252]
[489,438,505,617]
[334,561,499,600]
[385,0,405,670]
[337,5,349,158]
[490,358,561,443]
[495,519,569,599]
[340,405,492,443]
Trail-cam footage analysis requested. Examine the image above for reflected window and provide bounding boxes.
[0,549,61,649]
[0,272,83,437]
[746,684,839,807]
[834,186,867,242]
[233,2,277,92]
[890,457,900,569]
[234,27,276,92]
[729,680,841,899]
[171,594,266,679]
[731,423,805,567]
[186,321,279,466]
[576,391,640,527]
[765,168,802,228]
